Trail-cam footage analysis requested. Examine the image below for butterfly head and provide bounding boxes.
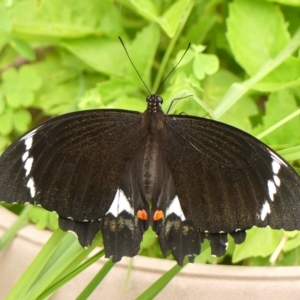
[146,94,163,114]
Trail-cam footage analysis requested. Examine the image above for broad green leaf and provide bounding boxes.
[129,0,159,21]
[0,135,10,152]
[253,57,300,91]
[62,37,125,77]
[0,2,12,32]
[205,69,258,131]
[29,206,58,230]
[9,36,35,60]
[193,53,219,80]
[159,0,193,37]
[19,66,43,90]
[12,108,32,132]
[10,0,122,37]
[215,28,300,118]
[127,23,160,88]
[283,233,300,252]
[0,109,13,134]
[2,66,42,108]
[194,240,216,264]
[266,0,300,6]
[36,81,83,115]
[232,227,284,263]
[278,145,300,161]
[227,0,290,74]
[252,90,300,147]
[0,91,4,114]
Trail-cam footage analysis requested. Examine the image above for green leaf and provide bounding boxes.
[0,90,4,114]
[159,0,193,37]
[254,56,300,91]
[266,0,300,6]
[129,0,159,22]
[0,206,32,251]
[0,2,12,32]
[10,0,122,37]
[232,228,284,263]
[193,53,219,80]
[29,206,58,230]
[0,110,13,135]
[283,233,300,252]
[12,108,32,132]
[136,259,188,300]
[127,23,160,88]
[215,28,300,118]
[9,36,36,60]
[0,135,10,152]
[227,0,290,74]
[62,37,125,76]
[252,90,300,147]
[76,260,114,300]
[278,145,300,161]
[2,66,42,108]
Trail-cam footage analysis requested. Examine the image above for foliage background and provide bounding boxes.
[1,0,300,297]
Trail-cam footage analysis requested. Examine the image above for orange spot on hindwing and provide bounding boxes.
[153,209,164,221]
[137,209,148,220]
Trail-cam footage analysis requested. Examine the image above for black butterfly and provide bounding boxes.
[0,91,300,265]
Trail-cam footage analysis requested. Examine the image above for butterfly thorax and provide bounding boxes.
[140,94,166,201]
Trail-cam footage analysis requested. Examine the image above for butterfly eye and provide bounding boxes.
[157,96,163,104]
[146,95,151,102]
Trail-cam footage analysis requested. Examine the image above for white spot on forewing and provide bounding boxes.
[24,157,34,176]
[106,189,134,217]
[24,137,33,151]
[271,160,281,174]
[260,200,271,221]
[166,196,186,221]
[267,180,277,201]
[22,151,29,162]
[26,177,36,197]
[273,175,281,187]
[21,128,38,142]
[267,149,287,167]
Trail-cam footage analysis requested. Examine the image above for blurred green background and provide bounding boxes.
[1,0,300,269]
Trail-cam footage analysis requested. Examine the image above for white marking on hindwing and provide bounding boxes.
[166,196,186,221]
[26,177,36,197]
[106,189,134,217]
[260,200,271,221]
[267,180,276,201]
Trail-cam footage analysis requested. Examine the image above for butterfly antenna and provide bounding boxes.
[118,36,151,95]
[155,43,191,95]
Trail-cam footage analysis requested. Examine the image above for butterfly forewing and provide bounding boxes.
[162,115,300,233]
[0,109,144,222]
